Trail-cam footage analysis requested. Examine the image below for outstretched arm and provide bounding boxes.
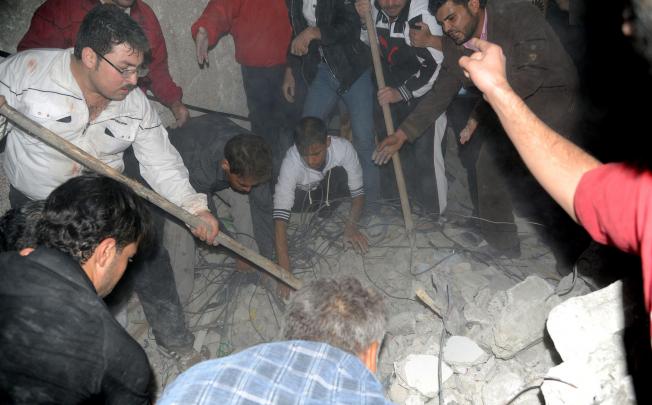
[458,38,601,221]
[274,219,291,272]
[344,195,368,254]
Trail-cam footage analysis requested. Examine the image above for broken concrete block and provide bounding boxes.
[481,372,523,405]
[388,377,411,404]
[542,353,635,404]
[449,262,490,304]
[443,335,489,368]
[489,276,560,359]
[542,334,635,405]
[395,354,453,398]
[546,280,628,362]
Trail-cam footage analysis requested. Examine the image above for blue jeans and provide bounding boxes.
[302,64,379,207]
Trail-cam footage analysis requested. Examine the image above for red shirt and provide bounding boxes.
[191,0,291,67]
[18,0,182,107]
[574,163,652,337]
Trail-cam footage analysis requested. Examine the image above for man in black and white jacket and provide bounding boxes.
[357,0,449,214]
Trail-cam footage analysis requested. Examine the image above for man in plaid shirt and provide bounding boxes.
[158,277,393,404]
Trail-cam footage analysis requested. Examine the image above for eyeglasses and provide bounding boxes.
[93,49,149,78]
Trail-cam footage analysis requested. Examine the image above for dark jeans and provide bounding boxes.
[448,90,589,268]
[110,150,194,350]
[302,65,379,209]
[376,100,441,214]
[241,64,302,180]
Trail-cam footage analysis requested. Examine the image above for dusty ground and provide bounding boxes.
[2,129,626,404]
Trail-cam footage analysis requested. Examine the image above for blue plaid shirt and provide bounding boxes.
[158,340,394,404]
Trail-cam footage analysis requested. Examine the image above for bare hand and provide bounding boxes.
[377,87,402,106]
[344,223,369,254]
[355,0,371,17]
[372,130,408,165]
[170,100,189,127]
[291,27,317,56]
[0,95,6,108]
[458,38,511,98]
[409,22,434,48]
[282,67,296,103]
[459,117,478,144]
[192,210,220,245]
[195,27,209,67]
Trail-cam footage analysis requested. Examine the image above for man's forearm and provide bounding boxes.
[484,85,600,220]
[348,195,364,225]
[274,219,291,270]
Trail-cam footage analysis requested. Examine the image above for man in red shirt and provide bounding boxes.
[457,10,652,344]
[19,0,190,127]
[192,0,293,174]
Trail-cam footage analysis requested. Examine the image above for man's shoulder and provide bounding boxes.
[160,340,386,404]
[33,0,96,14]
[6,48,66,66]
[131,0,163,25]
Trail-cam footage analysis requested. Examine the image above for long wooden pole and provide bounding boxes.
[0,100,302,291]
[363,11,414,236]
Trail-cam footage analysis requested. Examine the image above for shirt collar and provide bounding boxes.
[463,8,488,51]
[376,0,412,33]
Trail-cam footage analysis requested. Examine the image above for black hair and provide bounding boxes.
[429,0,487,15]
[224,134,273,182]
[36,174,154,264]
[294,117,328,154]
[0,200,45,252]
[73,3,150,63]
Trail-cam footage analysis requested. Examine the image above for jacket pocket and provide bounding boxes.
[21,98,77,145]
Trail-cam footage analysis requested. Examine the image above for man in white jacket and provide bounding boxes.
[274,117,369,281]
[0,4,218,369]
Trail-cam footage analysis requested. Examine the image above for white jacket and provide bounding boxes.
[273,136,364,221]
[0,49,206,214]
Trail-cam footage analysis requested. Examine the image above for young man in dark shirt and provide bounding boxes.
[0,174,154,404]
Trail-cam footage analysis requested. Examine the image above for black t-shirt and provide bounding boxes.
[0,248,152,404]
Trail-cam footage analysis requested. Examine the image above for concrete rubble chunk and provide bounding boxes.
[546,280,628,362]
[489,276,560,359]
[481,372,524,405]
[443,335,489,367]
[449,262,490,304]
[395,354,453,398]
[543,281,636,405]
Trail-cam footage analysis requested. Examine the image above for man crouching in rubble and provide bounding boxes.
[274,117,369,286]
[0,174,155,403]
[158,276,393,404]
[166,113,275,272]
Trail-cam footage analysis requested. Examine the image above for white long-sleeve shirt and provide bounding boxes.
[273,136,363,221]
[0,48,206,214]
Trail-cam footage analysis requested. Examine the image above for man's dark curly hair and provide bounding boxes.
[36,174,154,265]
[224,134,272,182]
[294,116,328,155]
[429,0,487,15]
[74,4,150,63]
[0,200,45,252]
